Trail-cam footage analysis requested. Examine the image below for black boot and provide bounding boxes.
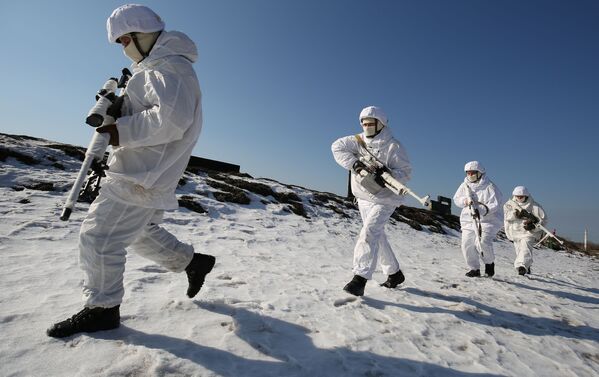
[186,253,216,298]
[343,275,367,296]
[380,270,405,288]
[517,266,527,275]
[484,263,495,277]
[526,267,532,275]
[465,269,481,277]
[47,305,120,338]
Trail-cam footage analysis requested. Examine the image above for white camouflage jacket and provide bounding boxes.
[453,176,503,233]
[504,197,547,241]
[331,127,411,206]
[102,31,202,209]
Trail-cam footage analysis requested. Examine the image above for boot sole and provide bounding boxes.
[47,320,120,338]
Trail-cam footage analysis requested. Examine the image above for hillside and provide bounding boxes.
[1,132,598,377]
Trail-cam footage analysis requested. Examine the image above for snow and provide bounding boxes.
[1,133,598,377]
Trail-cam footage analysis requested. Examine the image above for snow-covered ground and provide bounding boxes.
[1,134,598,377]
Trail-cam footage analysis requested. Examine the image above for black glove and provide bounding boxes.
[374,173,387,188]
[523,221,536,231]
[106,95,124,119]
[375,166,391,176]
[96,124,119,146]
[352,160,368,174]
[374,166,392,187]
[90,159,108,176]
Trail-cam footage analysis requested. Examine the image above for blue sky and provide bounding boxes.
[1,0,598,242]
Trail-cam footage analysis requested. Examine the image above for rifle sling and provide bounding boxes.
[354,134,384,166]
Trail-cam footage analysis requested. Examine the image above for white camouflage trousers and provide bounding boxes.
[352,199,401,280]
[512,238,534,269]
[79,193,194,308]
[461,228,495,270]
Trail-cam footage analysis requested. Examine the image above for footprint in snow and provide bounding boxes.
[137,265,168,273]
[333,296,358,307]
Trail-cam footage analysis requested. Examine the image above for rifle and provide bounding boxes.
[511,201,564,247]
[60,68,131,221]
[354,136,430,207]
[464,184,489,257]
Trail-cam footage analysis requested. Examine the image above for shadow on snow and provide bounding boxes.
[493,277,599,306]
[363,288,598,342]
[88,301,503,377]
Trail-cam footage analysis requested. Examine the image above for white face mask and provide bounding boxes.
[121,31,161,63]
[124,42,144,63]
[363,125,377,137]
[361,119,383,138]
[466,171,481,183]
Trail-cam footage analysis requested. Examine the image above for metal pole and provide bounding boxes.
[584,228,588,251]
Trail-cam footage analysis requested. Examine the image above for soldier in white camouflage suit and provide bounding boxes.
[504,186,547,275]
[332,106,411,296]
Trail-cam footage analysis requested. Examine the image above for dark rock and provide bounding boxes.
[391,209,423,231]
[272,191,301,204]
[0,147,40,165]
[391,205,460,234]
[286,202,308,218]
[213,191,251,205]
[23,182,54,191]
[0,133,43,142]
[272,192,308,218]
[216,175,275,197]
[205,178,252,205]
[178,195,207,214]
[397,207,436,226]
[205,179,235,193]
[326,204,350,218]
[45,144,86,161]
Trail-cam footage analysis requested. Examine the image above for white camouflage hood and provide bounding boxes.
[135,31,198,69]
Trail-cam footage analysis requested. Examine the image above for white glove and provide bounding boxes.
[464,198,473,206]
